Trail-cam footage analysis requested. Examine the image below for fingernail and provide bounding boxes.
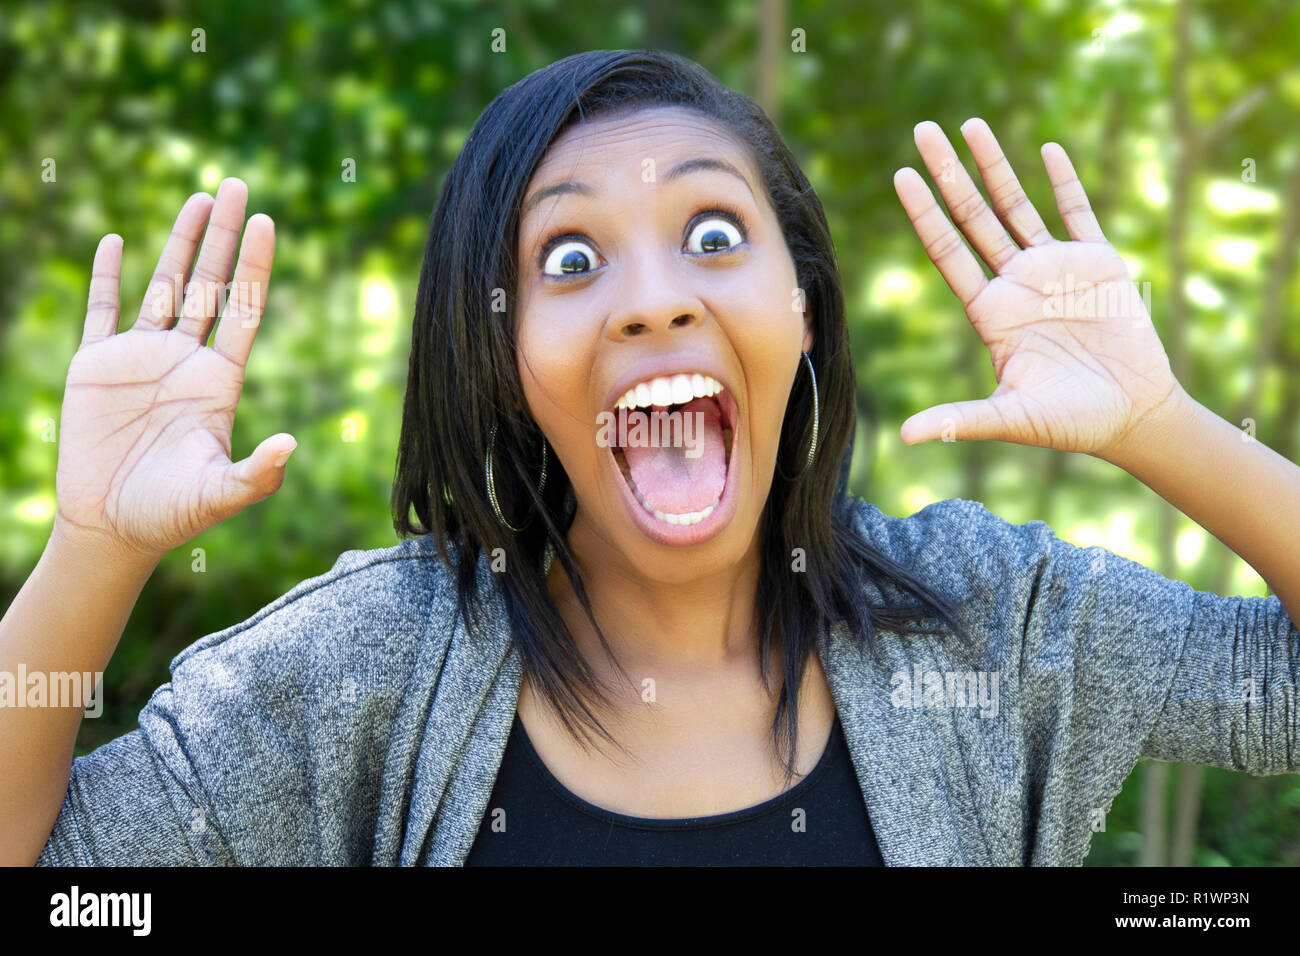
[274,451,291,469]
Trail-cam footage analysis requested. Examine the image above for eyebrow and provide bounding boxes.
[663,157,754,196]
[520,156,755,219]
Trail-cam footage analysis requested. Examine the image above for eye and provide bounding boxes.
[684,214,746,254]
[542,239,600,277]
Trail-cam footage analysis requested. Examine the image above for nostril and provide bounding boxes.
[670,314,692,328]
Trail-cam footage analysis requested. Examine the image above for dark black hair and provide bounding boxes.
[392,49,969,782]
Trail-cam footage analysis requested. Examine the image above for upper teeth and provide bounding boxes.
[613,373,724,410]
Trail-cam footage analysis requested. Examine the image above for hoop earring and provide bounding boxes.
[775,350,819,482]
[485,421,549,532]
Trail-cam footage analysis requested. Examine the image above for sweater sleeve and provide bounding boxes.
[36,540,444,866]
[36,690,229,865]
[877,497,1300,865]
[929,498,1300,793]
[1139,587,1300,773]
[1004,505,1300,779]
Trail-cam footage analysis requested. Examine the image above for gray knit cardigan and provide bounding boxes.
[37,497,1300,865]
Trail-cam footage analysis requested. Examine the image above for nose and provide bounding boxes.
[602,247,705,342]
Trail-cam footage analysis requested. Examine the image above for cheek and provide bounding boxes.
[716,258,806,416]
[515,304,599,442]
[710,248,802,337]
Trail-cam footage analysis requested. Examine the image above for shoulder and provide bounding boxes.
[109,535,482,865]
[845,493,1047,548]
[842,495,1058,602]
[141,533,487,811]
[165,534,473,696]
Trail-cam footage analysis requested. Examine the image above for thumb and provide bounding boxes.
[900,396,1017,445]
[215,433,298,518]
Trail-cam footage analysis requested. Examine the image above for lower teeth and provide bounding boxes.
[635,490,717,526]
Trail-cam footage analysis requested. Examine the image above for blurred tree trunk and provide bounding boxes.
[1249,156,1300,402]
[1143,0,1196,869]
[1279,354,1300,465]
[1255,157,1300,466]
[1140,763,1169,867]
[1170,764,1204,866]
[756,0,785,120]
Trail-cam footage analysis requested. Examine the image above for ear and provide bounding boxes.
[802,308,814,354]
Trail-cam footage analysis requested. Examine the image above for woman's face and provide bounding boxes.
[515,105,812,584]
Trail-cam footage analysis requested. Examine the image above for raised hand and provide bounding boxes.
[893,118,1183,457]
[54,178,295,559]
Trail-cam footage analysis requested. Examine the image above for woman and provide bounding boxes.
[3,50,1297,866]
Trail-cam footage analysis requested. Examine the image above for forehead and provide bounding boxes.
[525,105,757,193]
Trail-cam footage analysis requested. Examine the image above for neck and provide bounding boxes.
[546,508,766,676]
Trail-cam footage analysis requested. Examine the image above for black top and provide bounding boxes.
[465,710,885,866]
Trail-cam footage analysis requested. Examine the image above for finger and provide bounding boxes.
[208,433,297,523]
[893,167,989,308]
[1041,142,1106,242]
[177,177,248,343]
[211,213,275,368]
[958,118,1054,247]
[82,234,123,346]
[913,121,1019,273]
[135,192,215,331]
[900,396,1017,445]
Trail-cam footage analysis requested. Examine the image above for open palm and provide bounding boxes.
[893,119,1180,456]
[56,180,295,558]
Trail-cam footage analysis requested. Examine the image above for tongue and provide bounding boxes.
[620,396,726,515]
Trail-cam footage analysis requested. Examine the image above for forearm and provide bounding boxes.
[1099,386,1300,621]
[0,519,160,865]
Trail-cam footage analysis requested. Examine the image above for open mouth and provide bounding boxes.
[602,373,740,541]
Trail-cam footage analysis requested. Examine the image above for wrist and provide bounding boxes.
[48,515,166,578]
[1093,383,1201,475]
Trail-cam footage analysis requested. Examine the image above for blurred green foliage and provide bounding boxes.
[1,0,1297,864]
